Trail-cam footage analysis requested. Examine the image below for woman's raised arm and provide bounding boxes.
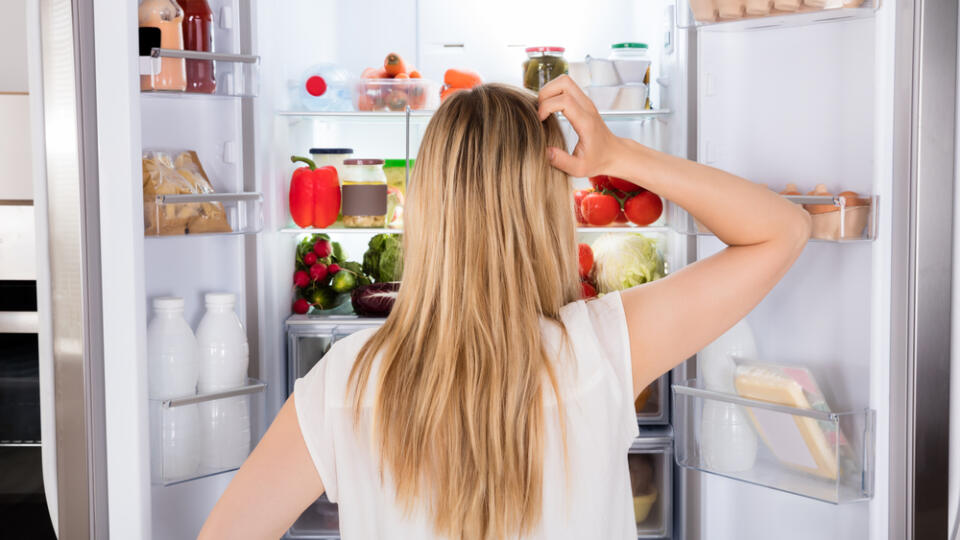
[538,76,811,396]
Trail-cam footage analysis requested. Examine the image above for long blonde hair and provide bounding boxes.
[348,84,581,539]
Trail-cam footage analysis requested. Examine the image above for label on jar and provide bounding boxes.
[341,184,387,217]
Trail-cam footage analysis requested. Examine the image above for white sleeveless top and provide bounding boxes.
[294,291,640,539]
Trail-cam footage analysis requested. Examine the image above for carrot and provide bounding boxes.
[361,67,389,79]
[394,72,410,79]
[409,70,421,79]
[440,86,466,101]
[444,68,482,89]
[384,53,407,77]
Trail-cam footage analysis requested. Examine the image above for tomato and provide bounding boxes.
[573,189,592,224]
[588,175,611,191]
[607,175,641,193]
[614,206,628,224]
[624,190,664,226]
[581,281,597,299]
[578,243,593,278]
[580,192,620,226]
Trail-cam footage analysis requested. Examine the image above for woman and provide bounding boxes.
[199,78,810,539]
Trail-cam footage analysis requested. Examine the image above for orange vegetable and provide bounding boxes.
[384,53,407,77]
[394,72,410,79]
[440,86,466,101]
[409,70,421,79]
[444,68,482,89]
[361,67,388,79]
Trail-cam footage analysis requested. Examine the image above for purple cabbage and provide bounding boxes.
[351,282,400,317]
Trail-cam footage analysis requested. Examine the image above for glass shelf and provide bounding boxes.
[672,378,875,504]
[277,109,672,123]
[140,48,260,98]
[678,0,878,30]
[150,378,266,486]
[145,192,263,238]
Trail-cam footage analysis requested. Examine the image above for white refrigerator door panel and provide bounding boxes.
[696,16,882,540]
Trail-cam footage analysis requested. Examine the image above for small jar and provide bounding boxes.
[382,159,412,195]
[341,158,386,228]
[522,47,568,92]
[309,148,354,181]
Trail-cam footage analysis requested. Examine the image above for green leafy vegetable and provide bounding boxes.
[590,233,665,293]
[363,233,403,283]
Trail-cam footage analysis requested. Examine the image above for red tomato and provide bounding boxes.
[588,175,611,191]
[581,281,597,299]
[580,192,620,226]
[573,189,592,224]
[578,243,593,278]
[614,206,628,224]
[607,176,641,193]
[624,191,664,226]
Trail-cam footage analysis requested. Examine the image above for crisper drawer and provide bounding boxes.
[636,374,669,425]
[285,315,384,395]
[629,434,673,539]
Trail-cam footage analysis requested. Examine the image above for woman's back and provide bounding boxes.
[295,292,638,539]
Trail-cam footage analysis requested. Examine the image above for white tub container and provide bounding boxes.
[610,42,652,85]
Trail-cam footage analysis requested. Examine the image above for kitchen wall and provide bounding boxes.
[0,0,33,201]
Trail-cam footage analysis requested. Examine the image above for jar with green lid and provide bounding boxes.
[382,159,414,195]
[522,47,568,92]
[341,158,387,228]
[609,42,651,86]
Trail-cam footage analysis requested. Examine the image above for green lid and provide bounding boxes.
[612,42,648,49]
[384,159,414,168]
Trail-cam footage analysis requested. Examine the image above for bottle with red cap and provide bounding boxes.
[297,64,353,111]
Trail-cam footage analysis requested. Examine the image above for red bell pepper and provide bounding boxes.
[289,156,340,228]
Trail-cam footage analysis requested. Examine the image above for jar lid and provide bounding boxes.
[525,46,565,53]
[309,148,354,154]
[383,159,413,168]
[153,296,184,310]
[343,158,385,165]
[612,42,648,49]
[204,292,236,306]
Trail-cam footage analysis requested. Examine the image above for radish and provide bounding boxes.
[313,239,332,258]
[309,263,328,282]
[293,270,310,288]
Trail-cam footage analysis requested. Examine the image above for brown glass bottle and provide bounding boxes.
[181,0,216,93]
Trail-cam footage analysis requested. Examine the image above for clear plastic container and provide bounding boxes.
[309,148,354,181]
[354,79,440,112]
[340,159,387,228]
[609,42,651,86]
[629,435,673,538]
[523,47,569,91]
[299,64,354,112]
[635,374,669,425]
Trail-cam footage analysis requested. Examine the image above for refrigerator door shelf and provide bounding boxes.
[672,378,875,504]
[149,378,266,487]
[636,374,671,426]
[677,0,878,30]
[629,434,673,539]
[141,48,260,98]
[146,192,264,238]
[671,194,878,243]
[286,494,340,539]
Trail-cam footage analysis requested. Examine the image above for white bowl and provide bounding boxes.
[567,61,591,88]
[613,58,651,84]
[587,85,619,111]
[586,56,620,86]
[613,83,648,110]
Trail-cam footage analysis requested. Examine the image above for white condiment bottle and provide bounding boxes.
[698,319,758,472]
[147,296,200,481]
[195,292,251,471]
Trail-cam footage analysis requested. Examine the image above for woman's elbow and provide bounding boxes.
[784,204,812,253]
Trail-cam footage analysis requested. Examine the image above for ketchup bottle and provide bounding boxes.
[181,0,216,94]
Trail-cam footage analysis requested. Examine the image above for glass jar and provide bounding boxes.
[340,159,386,228]
[309,148,354,181]
[522,47,568,92]
[139,0,186,91]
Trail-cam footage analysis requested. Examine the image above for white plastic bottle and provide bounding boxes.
[698,319,758,472]
[195,292,250,470]
[146,296,200,481]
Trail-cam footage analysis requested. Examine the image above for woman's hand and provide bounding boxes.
[537,75,625,178]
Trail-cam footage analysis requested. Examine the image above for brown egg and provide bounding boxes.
[804,184,836,214]
[837,190,869,207]
[779,183,801,196]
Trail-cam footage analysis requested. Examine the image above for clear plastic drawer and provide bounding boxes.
[672,378,875,503]
[630,434,673,539]
[636,374,669,425]
[287,495,341,539]
[149,378,266,486]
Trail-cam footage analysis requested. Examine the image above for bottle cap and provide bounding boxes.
[204,292,236,306]
[153,296,184,311]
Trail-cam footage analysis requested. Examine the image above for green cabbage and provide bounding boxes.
[363,233,403,283]
[591,233,666,293]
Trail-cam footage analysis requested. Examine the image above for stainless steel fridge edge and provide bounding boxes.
[889,0,957,537]
[36,0,110,537]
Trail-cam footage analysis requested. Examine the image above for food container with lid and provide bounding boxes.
[610,42,651,85]
[613,83,649,111]
[354,79,440,112]
[587,85,620,111]
[522,47,569,91]
[340,158,387,228]
[567,61,591,88]
[309,148,353,181]
[585,56,620,86]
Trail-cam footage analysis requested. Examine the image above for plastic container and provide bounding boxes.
[587,85,620,110]
[610,42,651,85]
[309,148,354,181]
[382,159,410,194]
[340,159,387,228]
[299,64,354,112]
[147,296,201,483]
[522,47,569,91]
[585,56,620,86]
[354,79,440,112]
[629,436,673,538]
[613,84,649,110]
[567,61,591,88]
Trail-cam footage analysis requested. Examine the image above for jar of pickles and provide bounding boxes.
[522,47,568,92]
[341,158,387,228]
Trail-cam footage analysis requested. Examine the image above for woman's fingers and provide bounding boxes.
[547,146,586,177]
[538,75,595,112]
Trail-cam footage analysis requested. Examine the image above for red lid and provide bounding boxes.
[343,158,385,165]
[305,75,327,97]
[525,46,565,53]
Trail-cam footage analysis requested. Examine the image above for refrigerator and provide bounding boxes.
[25,0,954,538]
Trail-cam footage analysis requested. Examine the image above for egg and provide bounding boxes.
[804,184,836,215]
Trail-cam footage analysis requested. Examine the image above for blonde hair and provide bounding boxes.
[348,84,581,539]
